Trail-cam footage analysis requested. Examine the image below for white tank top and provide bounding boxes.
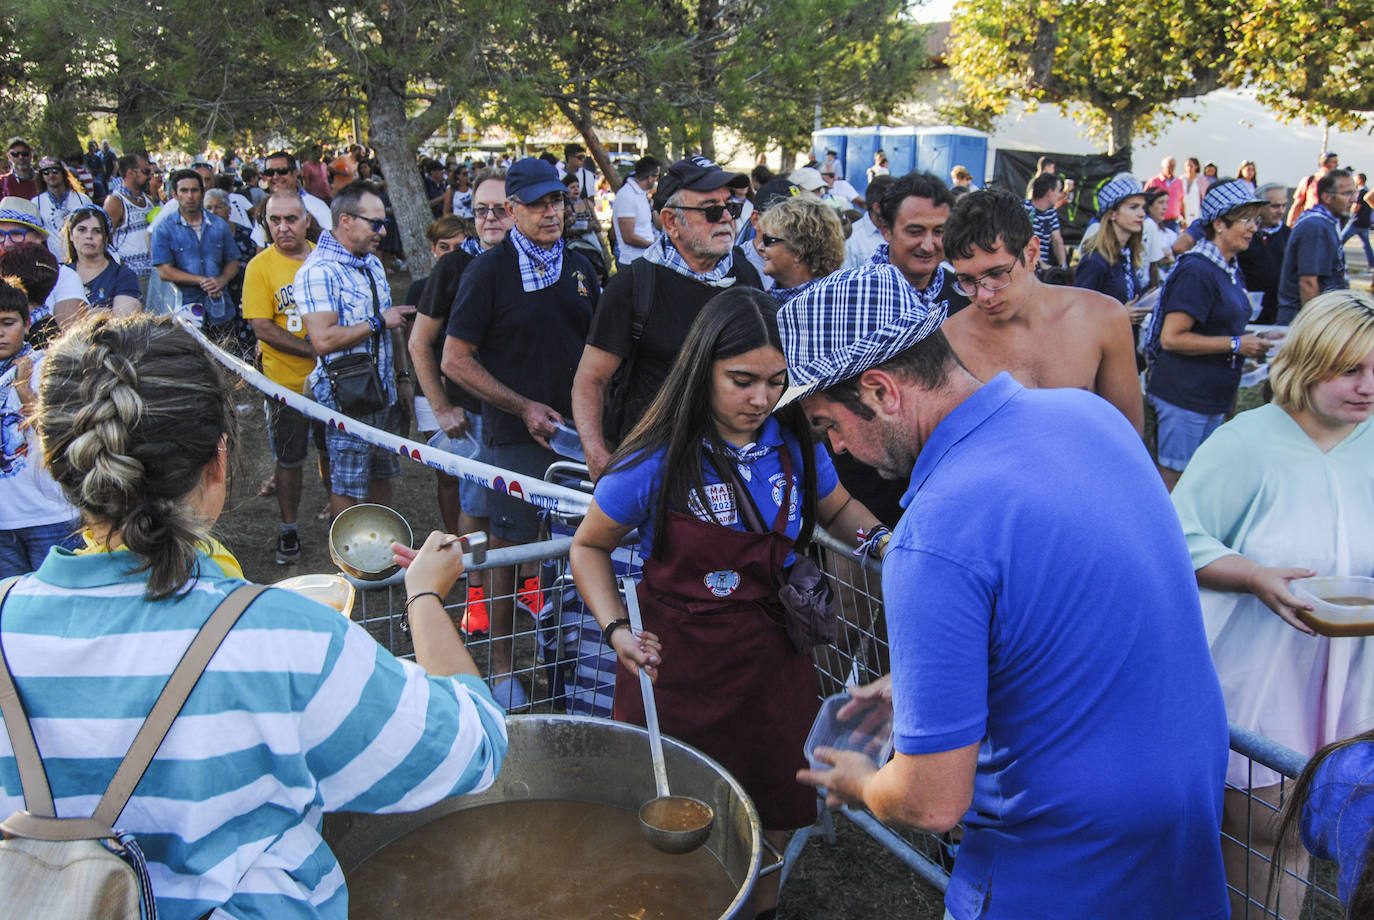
[110,189,154,277]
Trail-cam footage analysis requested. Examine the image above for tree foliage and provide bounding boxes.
[1230,0,1374,130]
[947,0,1234,162]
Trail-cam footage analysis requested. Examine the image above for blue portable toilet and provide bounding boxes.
[879,126,920,178]
[813,129,847,176]
[841,128,882,195]
[915,126,991,187]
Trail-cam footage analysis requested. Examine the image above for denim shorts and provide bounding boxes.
[487,441,559,543]
[1150,394,1225,472]
[0,519,82,578]
[426,411,489,519]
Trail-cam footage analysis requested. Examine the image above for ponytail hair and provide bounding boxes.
[37,314,238,599]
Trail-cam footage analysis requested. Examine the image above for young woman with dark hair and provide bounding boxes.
[570,286,880,920]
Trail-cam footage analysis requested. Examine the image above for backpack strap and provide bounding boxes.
[0,582,266,835]
[0,577,49,816]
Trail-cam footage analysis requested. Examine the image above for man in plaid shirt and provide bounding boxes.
[297,180,415,518]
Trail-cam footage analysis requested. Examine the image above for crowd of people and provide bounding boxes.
[0,126,1373,920]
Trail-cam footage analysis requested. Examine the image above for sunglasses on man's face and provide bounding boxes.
[39,167,64,176]
[261,167,293,177]
[673,199,743,223]
[8,150,30,159]
[344,211,387,232]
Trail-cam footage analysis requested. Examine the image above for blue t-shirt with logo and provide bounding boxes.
[884,373,1229,920]
[593,416,838,561]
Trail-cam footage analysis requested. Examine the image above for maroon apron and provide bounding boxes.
[612,449,820,830]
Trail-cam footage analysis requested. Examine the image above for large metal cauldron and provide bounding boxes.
[324,714,776,919]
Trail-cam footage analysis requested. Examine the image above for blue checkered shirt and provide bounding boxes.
[293,231,395,406]
[509,227,564,292]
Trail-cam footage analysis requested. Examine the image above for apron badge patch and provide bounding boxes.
[574,271,589,298]
[703,570,742,597]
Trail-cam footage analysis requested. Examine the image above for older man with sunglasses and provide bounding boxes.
[442,157,601,708]
[0,138,38,200]
[572,156,763,480]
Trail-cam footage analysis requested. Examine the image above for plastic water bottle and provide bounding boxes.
[550,422,585,462]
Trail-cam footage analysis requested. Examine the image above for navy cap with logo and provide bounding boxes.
[506,157,567,204]
[754,178,800,213]
[653,156,742,211]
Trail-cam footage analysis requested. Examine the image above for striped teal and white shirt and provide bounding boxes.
[0,548,508,919]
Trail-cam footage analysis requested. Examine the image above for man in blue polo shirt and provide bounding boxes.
[785,262,1229,920]
[443,156,599,708]
[150,167,240,327]
[1277,168,1355,324]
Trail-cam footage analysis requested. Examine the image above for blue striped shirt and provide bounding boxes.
[0,548,507,920]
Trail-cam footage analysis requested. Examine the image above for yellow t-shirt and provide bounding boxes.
[242,244,316,395]
[77,530,246,579]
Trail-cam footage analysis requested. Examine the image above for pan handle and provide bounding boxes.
[757,833,786,876]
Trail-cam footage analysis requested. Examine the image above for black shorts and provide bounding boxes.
[266,400,325,469]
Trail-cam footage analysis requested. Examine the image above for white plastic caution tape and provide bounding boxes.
[176,317,591,516]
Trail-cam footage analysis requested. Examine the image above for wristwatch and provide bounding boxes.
[1230,336,1241,355]
[395,371,411,381]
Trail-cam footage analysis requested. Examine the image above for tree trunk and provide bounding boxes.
[555,99,622,192]
[641,120,668,163]
[114,63,150,153]
[698,113,715,161]
[367,84,437,276]
[1107,110,1134,171]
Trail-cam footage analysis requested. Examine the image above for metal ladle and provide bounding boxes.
[621,576,715,854]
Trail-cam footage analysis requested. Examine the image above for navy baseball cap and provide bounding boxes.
[506,157,566,203]
[754,178,799,213]
[653,156,742,211]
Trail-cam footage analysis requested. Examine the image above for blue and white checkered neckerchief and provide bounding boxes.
[704,437,774,482]
[313,230,369,268]
[643,237,736,287]
[869,243,949,309]
[1119,246,1137,301]
[460,237,483,256]
[509,227,564,292]
[770,278,818,304]
[1186,238,1240,285]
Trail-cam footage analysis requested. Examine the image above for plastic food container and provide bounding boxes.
[803,691,895,773]
[1291,576,1374,637]
[273,573,358,619]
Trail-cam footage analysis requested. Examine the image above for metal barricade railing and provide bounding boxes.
[345,518,1339,912]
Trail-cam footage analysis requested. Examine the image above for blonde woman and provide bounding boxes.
[1074,174,1146,306]
[1173,289,1374,917]
[756,196,845,304]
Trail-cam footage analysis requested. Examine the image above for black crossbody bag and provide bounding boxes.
[323,267,387,417]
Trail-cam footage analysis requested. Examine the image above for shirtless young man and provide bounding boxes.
[941,188,1145,437]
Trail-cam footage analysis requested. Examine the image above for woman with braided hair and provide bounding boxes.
[0,313,508,919]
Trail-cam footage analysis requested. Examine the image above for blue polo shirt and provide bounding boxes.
[149,209,240,305]
[1278,211,1348,312]
[1072,250,1132,303]
[884,373,1228,920]
[594,416,838,561]
[1146,253,1250,414]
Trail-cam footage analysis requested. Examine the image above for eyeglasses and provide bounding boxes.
[673,200,743,223]
[343,211,387,232]
[39,167,64,176]
[474,205,509,220]
[0,228,34,242]
[7,150,29,159]
[760,234,789,248]
[952,260,1020,296]
[261,167,293,177]
[134,167,153,176]
[516,197,566,213]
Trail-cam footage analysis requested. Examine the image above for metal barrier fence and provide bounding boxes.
[345,516,1339,915]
